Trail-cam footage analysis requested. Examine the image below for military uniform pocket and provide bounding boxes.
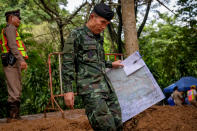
[82,44,98,62]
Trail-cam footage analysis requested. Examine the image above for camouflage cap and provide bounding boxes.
[5,9,21,20]
[93,3,114,21]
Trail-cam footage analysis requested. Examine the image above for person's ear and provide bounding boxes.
[90,13,94,19]
[7,15,12,22]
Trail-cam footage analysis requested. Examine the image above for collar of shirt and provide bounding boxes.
[83,25,102,38]
[6,24,17,29]
[83,25,104,43]
[83,25,95,38]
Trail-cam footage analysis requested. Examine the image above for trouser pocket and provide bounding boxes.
[1,53,9,66]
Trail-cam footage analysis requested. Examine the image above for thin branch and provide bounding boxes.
[63,1,88,25]
[85,2,93,22]
[137,0,152,38]
[107,23,118,53]
[33,0,54,19]
[156,0,177,15]
[37,12,52,22]
[25,33,51,40]
[40,0,59,17]
[138,2,149,6]
[24,29,59,40]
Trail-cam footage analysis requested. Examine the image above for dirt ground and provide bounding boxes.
[0,105,197,131]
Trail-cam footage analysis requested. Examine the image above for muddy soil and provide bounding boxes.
[0,105,197,131]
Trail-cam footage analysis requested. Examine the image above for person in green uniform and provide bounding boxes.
[62,3,123,131]
[0,9,28,123]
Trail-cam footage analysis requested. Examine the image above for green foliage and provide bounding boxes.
[139,14,197,89]
[0,24,7,118]
[0,22,62,117]
[1,0,197,118]
[177,0,197,28]
[0,0,50,25]
[0,21,85,118]
[0,59,7,118]
[21,50,49,115]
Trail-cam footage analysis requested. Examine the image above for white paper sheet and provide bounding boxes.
[122,52,145,76]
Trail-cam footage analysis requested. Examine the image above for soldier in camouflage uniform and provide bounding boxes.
[62,3,123,130]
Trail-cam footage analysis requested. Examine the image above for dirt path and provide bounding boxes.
[0,105,197,131]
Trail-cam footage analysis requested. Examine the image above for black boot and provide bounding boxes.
[6,102,11,118]
[15,101,22,120]
[7,102,17,123]
[6,101,21,123]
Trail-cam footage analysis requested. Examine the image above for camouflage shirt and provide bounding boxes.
[62,26,114,95]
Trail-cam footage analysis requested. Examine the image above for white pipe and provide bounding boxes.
[59,54,63,94]
[107,55,110,61]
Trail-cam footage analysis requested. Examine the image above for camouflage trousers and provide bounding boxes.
[82,91,123,131]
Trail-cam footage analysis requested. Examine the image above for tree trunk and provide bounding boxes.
[58,21,64,51]
[121,0,139,56]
